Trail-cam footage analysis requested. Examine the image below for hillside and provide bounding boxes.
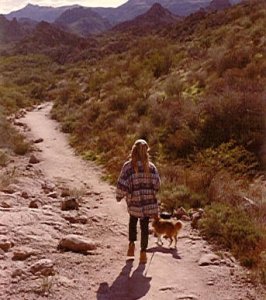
[54,7,111,36]
[0,15,26,42]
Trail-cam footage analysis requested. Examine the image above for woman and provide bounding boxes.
[116,139,160,264]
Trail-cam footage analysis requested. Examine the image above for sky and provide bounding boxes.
[0,0,128,14]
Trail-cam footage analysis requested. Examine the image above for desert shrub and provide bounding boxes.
[198,91,265,154]
[106,93,128,112]
[193,141,259,176]
[0,114,29,155]
[148,50,173,78]
[30,84,46,100]
[215,47,252,75]
[0,150,8,167]
[0,167,17,190]
[160,184,207,212]
[164,75,183,98]
[199,202,266,268]
[12,136,30,155]
[163,125,196,158]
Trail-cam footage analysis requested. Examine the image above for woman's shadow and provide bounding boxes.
[97,260,151,300]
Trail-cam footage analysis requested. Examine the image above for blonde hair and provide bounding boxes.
[130,139,150,174]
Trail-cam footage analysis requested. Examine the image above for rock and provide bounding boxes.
[34,138,44,144]
[2,184,19,194]
[181,215,191,221]
[61,198,79,211]
[61,189,70,197]
[0,235,14,252]
[29,155,40,164]
[191,209,204,229]
[173,207,188,219]
[48,192,57,199]
[29,259,55,276]
[12,246,36,260]
[14,121,24,127]
[63,215,87,224]
[11,268,26,278]
[21,191,29,199]
[198,253,220,266]
[0,248,6,259]
[29,200,40,208]
[42,182,55,194]
[0,201,11,208]
[58,234,98,253]
[176,294,198,299]
[26,164,33,170]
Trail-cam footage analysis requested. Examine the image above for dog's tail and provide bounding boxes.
[175,220,183,231]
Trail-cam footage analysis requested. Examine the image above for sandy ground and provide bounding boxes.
[0,103,265,300]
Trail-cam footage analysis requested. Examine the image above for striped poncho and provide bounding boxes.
[116,160,160,218]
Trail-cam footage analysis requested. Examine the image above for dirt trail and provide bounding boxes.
[0,103,264,300]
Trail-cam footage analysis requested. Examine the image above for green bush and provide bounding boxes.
[199,203,266,268]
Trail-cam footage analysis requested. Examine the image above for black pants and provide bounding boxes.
[129,215,149,252]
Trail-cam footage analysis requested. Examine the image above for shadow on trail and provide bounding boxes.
[146,246,181,259]
[97,260,151,300]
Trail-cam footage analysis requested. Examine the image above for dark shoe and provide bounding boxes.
[127,242,135,257]
[139,251,147,264]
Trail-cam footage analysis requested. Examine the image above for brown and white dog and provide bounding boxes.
[152,216,183,248]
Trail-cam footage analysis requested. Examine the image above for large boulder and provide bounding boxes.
[58,234,98,253]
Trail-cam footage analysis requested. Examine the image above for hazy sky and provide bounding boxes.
[0,0,128,14]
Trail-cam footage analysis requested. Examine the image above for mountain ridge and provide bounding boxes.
[54,7,111,36]
[112,3,180,33]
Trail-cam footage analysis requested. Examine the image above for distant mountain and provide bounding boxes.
[5,3,79,22]
[0,15,26,42]
[208,0,232,11]
[54,7,111,37]
[93,0,211,24]
[112,3,180,33]
[14,21,90,63]
[18,21,84,48]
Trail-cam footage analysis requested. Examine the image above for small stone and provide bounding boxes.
[42,182,55,194]
[29,200,39,209]
[176,295,198,300]
[63,215,87,224]
[26,164,33,170]
[198,253,220,266]
[0,202,11,208]
[48,192,57,199]
[30,259,55,276]
[34,138,44,144]
[61,189,70,197]
[12,247,36,261]
[11,268,26,278]
[29,155,40,164]
[21,191,29,199]
[2,184,18,194]
[61,198,79,211]
[0,235,14,252]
